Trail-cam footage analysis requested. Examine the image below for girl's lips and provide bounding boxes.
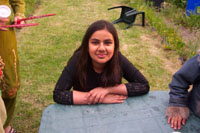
[96,54,107,58]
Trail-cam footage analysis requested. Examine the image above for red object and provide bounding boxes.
[16,13,56,24]
[3,13,56,28]
[2,23,39,28]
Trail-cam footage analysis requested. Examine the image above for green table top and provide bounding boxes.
[39,91,200,133]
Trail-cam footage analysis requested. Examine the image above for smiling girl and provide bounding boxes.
[53,20,149,105]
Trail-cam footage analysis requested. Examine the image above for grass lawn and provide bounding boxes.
[13,0,181,132]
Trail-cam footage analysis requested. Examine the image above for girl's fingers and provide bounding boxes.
[98,95,105,104]
[121,95,127,100]
[113,97,124,103]
[88,94,95,104]
[94,94,101,104]
[116,100,124,103]
[85,91,95,101]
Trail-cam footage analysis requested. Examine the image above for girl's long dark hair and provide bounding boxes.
[75,20,121,90]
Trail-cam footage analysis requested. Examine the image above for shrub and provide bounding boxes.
[166,0,187,9]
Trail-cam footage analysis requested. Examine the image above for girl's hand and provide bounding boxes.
[102,94,127,104]
[85,87,109,104]
[14,16,25,29]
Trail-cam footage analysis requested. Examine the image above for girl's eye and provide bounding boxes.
[104,41,112,45]
[91,41,99,45]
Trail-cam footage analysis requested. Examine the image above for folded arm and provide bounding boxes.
[85,54,150,104]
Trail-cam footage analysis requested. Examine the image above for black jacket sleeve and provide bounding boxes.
[120,54,150,96]
[53,53,79,105]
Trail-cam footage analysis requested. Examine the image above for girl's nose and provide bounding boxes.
[98,42,105,51]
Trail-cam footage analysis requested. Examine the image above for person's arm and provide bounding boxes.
[166,55,200,130]
[10,0,25,27]
[53,67,74,105]
[73,90,88,104]
[53,74,90,105]
[74,90,127,104]
[120,53,150,96]
[55,85,127,105]
[85,84,127,104]
[53,54,78,105]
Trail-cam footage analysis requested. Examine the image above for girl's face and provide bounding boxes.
[88,29,115,68]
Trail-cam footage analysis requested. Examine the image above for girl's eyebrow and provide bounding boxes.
[104,39,113,41]
[90,38,99,41]
[90,38,113,41]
